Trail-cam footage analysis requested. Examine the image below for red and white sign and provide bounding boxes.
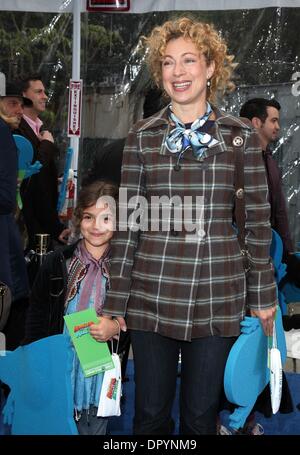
[86,0,130,12]
[67,79,82,137]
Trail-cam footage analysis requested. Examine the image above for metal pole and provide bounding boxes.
[70,0,81,198]
[0,72,5,95]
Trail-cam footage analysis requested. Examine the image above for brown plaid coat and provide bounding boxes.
[104,106,277,341]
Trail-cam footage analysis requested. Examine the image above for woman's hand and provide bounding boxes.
[90,317,120,342]
[102,314,127,333]
[250,306,276,336]
[114,316,127,333]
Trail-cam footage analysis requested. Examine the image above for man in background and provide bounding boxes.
[237,98,294,434]
[15,74,69,252]
[240,98,294,262]
[0,82,30,349]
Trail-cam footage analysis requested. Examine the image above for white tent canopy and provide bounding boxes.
[1,0,300,13]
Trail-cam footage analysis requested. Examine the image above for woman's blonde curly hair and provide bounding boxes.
[144,17,236,103]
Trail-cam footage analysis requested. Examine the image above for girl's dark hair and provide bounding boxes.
[73,180,118,234]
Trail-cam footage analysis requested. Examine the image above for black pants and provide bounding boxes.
[130,330,235,435]
[2,297,29,351]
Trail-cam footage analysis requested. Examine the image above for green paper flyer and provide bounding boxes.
[64,308,114,377]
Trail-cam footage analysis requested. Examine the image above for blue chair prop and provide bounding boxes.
[13,134,42,210]
[0,334,78,435]
[13,134,42,179]
[224,229,287,430]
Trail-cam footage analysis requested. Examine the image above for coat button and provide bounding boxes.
[200,162,209,171]
[233,136,244,147]
[235,188,244,199]
[197,228,206,239]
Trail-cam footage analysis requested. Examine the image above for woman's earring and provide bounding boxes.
[207,79,211,88]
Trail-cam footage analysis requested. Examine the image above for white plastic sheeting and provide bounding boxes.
[0,6,299,245]
[1,0,300,13]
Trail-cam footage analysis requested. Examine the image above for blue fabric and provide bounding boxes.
[64,275,107,412]
[0,334,78,435]
[165,102,219,159]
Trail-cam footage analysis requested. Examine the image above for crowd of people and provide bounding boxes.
[0,15,297,435]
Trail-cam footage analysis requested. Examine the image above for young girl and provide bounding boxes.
[23,180,121,435]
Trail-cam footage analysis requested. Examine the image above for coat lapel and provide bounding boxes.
[137,105,251,162]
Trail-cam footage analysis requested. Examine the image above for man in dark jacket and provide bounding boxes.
[0,81,30,349]
[240,98,294,262]
[15,75,69,252]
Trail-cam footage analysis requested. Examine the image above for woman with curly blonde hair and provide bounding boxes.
[102,16,277,434]
[145,17,236,104]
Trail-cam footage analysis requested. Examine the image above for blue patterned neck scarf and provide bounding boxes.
[165,102,218,160]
